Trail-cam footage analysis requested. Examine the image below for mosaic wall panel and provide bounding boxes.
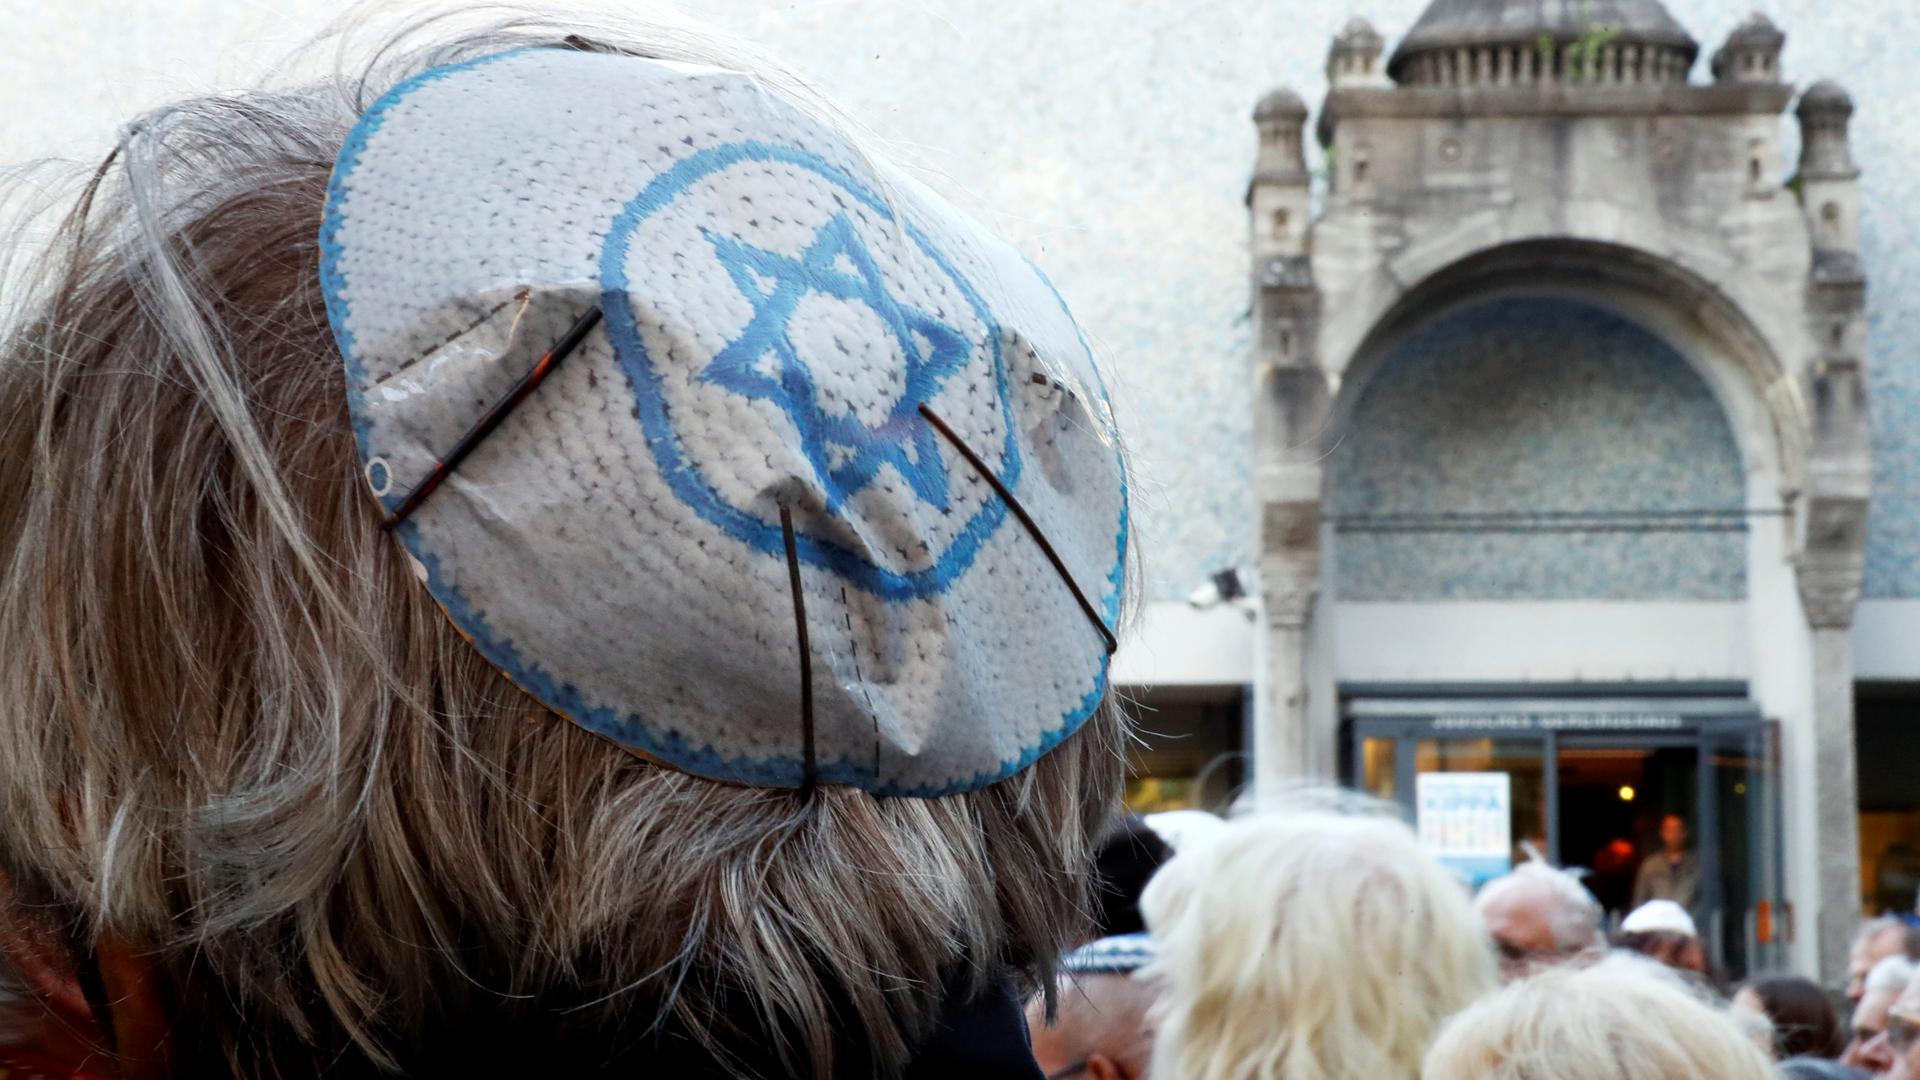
[1326,298,1747,600]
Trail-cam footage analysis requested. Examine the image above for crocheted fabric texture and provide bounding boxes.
[320,48,1127,795]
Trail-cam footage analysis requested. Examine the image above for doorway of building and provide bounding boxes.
[1556,741,1700,924]
[1122,685,1248,814]
[1343,692,1785,978]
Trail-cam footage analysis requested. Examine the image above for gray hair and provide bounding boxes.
[1867,954,1918,995]
[1858,915,1920,959]
[0,9,1127,1076]
[1476,861,1605,954]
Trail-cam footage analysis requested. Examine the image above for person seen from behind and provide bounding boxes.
[1025,935,1157,1080]
[1614,899,1713,986]
[1421,953,1774,1080]
[1088,816,1173,940]
[1142,807,1495,1080]
[1473,861,1604,982]
[1732,973,1846,1061]
[0,9,1133,1078]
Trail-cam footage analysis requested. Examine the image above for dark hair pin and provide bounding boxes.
[779,504,819,792]
[380,305,605,530]
[918,403,1119,656]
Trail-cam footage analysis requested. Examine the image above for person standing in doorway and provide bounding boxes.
[1634,813,1701,910]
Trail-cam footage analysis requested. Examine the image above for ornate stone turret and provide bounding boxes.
[1252,89,1309,185]
[1791,77,1867,638]
[1797,81,1862,263]
[1250,88,1310,268]
[1712,12,1784,84]
[1328,18,1388,89]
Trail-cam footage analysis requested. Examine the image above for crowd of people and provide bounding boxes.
[1030,808,1920,1079]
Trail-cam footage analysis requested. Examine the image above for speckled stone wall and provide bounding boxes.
[1326,298,1747,600]
[4,1,1917,600]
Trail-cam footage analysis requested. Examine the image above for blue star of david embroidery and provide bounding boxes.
[700,213,972,512]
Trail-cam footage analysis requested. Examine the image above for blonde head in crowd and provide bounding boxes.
[1422,953,1776,1080]
[1140,808,1496,1080]
[0,9,1129,1076]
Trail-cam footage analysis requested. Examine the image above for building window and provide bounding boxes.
[1124,686,1247,813]
[1857,686,1920,916]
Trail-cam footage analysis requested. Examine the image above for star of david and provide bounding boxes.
[699,213,972,513]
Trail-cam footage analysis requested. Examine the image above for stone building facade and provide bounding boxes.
[1249,0,1868,979]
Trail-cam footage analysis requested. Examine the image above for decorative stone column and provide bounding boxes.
[1249,87,1330,789]
[1794,79,1870,985]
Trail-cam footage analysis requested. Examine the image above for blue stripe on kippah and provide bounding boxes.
[1061,932,1157,974]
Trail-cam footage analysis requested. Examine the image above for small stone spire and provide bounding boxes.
[1797,81,1859,180]
[1328,18,1389,88]
[1712,12,1785,84]
[1795,81,1861,266]
[1247,87,1312,281]
[1252,88,1309,186]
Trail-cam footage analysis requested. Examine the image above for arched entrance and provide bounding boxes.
[1327,294,1748,604]
[1323,293,1786,975]
[1248,0,1869,981]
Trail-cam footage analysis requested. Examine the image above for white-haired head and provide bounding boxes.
[1478,862,1604,951]
[1868,954,1918,996]
[1423,953,1776,1080]
[1141,809,1495,1080]
[1475,861,1604,979]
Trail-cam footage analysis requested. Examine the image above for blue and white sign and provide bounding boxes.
[1417,771,1513,886]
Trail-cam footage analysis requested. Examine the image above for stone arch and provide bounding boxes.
[1324,238,1805,502]
[1324,295,1749,601]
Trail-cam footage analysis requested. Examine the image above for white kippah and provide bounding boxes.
[319,47,1127,795]
[1621,899,1697,937]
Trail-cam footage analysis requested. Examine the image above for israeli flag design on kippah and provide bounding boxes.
[319,47,1128,796]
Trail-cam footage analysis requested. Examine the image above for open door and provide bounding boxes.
[1343,693,1783,980]
[1703,718,1788,976]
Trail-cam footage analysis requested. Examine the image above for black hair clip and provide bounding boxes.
[918,403,1118,656]
[381,305,604,530]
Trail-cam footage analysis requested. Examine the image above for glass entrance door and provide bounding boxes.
[1343,694,1782,979]
[1703,720,1788,975]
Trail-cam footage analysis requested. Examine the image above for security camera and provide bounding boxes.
[1188,567,1254,614]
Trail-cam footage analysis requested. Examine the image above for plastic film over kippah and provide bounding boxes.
[319,48,1127,796]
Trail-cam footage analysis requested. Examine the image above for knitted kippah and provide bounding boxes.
[319,47,1127,795]
[1061,933,1157,975]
